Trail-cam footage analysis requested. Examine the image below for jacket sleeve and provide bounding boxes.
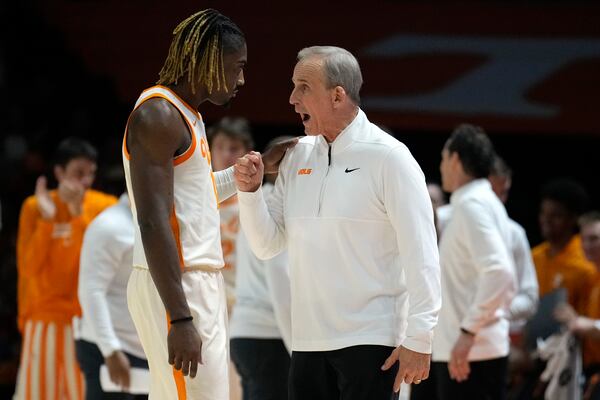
[382,145,441,354]
[237,159,288,260]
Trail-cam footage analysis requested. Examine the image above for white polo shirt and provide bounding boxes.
[78,194,145,359]
[433,179,516,362]
[237,109,441,353]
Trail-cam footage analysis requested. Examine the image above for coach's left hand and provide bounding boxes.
[381,345,431,393]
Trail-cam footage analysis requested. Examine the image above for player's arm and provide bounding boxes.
[127,100,202,377]
[128,99,190,320]
[214,167,237,202]
[214,138,298,203]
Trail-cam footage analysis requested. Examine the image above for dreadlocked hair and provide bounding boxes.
[157,9,245,94]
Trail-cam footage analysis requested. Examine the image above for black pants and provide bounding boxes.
[231,338,290,400]
[75,339,148,400]
[410,366,438,400]
[434,357,508,400]
[289,345,399,400]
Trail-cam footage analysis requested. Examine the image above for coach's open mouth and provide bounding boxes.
[301,113,311,123]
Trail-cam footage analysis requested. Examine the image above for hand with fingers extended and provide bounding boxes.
[381,345,431,393]
[35,176,57,220]
[448,331,475,382]
[168,321,203,378]
[234,151,264,192]
[262,137,298,174]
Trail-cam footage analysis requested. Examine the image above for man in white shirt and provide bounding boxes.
[77,193,148,399]
[234,46,441,400]
[433,124,516,400]
[488,157,538,329]
[436,157,538,330]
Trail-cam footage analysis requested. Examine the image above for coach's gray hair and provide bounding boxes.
[297,46,363,104]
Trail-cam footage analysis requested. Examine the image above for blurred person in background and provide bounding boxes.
[229,136,293,400]
[206,116,254,400]
[487,157,538,330]
[427,182,447,211]
[76,189,148,400]
[207,116,255,312]
[432,124,515,400]
[13,137,117,400]
[533,179,595,314]
[555,211,600,399]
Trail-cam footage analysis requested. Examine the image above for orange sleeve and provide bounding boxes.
[17,197,54,279]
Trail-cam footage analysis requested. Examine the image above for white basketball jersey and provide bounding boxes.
[123,85,224,270]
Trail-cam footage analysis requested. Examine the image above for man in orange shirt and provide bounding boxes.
[13,138,117,400]
[532,179,595,314]
[555,211,600,397]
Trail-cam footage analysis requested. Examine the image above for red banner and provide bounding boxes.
[43,1,600,134]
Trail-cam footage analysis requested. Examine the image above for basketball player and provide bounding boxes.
[123,9,293,399]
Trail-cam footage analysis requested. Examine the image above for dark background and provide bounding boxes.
[0,0,599,395]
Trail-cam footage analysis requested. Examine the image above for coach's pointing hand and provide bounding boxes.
[234,152,263,192]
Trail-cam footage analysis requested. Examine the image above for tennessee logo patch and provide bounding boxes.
[297,168,313,175]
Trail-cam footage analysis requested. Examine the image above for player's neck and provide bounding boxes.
[167,83,208,111]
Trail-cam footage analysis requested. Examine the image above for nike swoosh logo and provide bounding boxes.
[345,168,360,173]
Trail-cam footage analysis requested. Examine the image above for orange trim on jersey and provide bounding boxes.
[123,91,198,166]
[169,207,185,271]
[153,85,203,121]
[173,115,197,166]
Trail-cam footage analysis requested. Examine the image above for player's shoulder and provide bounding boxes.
[129,97,183,134]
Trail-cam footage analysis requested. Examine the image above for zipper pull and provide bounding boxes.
[328,145,332,166]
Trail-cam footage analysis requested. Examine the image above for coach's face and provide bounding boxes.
[289,57,336,136]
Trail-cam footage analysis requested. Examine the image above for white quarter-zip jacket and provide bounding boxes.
[433,179,516,362]
[230,184,292,352]
[237,109,441,353]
